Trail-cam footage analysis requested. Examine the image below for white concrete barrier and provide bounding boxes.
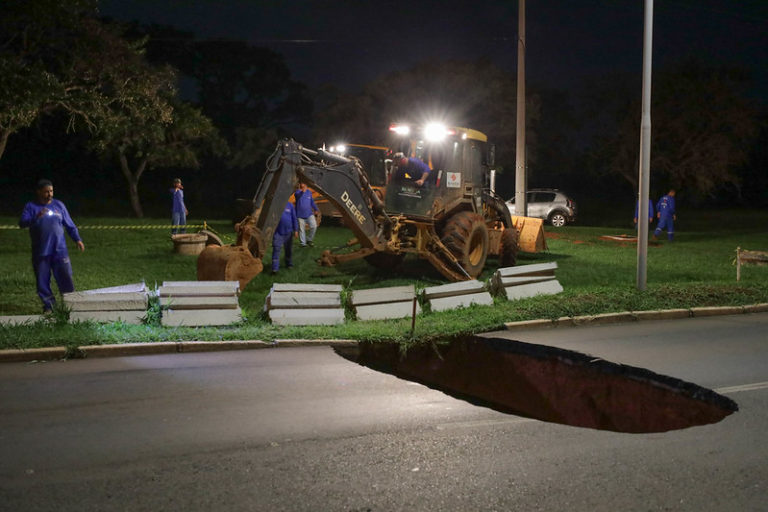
[264,283,345,325]
[422,280,493,312]
[161,281,242,326]
[491,262,563,301]
[351,285,420,321]
[64,283,148,325]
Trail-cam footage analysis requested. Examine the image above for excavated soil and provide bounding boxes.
[335,336,737,433]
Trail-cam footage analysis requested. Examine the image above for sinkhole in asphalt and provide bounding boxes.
[334,336,738,433]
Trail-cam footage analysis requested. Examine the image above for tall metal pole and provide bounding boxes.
[514,0,527,216]
[636,0,654,290]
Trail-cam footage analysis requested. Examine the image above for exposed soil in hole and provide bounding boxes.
[335,336,738,433]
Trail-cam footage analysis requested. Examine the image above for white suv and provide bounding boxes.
[506,189,577,227]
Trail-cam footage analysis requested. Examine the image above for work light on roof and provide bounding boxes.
[389,124,411,136]
[424,122,451,142]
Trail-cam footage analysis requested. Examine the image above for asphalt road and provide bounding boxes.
[1,313,766,511]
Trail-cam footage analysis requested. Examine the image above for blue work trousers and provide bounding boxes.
[171,211,187,234]
[33,254,75,311]
[654,215,675,240]
[271,232,294,272]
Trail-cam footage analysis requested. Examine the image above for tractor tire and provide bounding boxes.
[365,252,405,270]
[498,226,519,267]
[440,212,489,278]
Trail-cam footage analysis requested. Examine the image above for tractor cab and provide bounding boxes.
[385,122,491,221]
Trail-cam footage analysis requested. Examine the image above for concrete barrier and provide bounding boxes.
[64,283,148,325]
[265,283,345,325]
[351,285,420,321]
[160,281,242,327]
[423,280,493,312]
[491,262,563,301]
[0,315,43,326]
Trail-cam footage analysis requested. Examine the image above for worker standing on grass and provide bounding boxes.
[170,178,188,234]
[653,189,677,241]
[294,182,320,247]
[18,179,85,313]
[271,201,298,275]
[634,198,654,231]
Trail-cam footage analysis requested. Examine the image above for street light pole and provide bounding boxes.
[515,0,527,216]
[637,0,654,290]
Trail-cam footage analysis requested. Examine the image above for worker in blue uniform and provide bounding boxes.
[653,189,677,241]
[294,182,320,247]
[392,152,431,187]
[634,198,654,231]
[271,201,298,275]
[170,178,188,234]
[18,179,85,312]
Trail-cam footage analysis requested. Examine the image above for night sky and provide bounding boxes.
[99,0,768,100]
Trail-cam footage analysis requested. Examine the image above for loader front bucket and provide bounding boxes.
[197,244,264,291]
[511,216,548,253]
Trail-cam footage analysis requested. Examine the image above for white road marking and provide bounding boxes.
[435,417,536,430]
[715,381,768,394]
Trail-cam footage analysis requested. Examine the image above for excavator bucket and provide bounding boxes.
[511,216,548,253]
[196,245,263,291]
[196,217,266,291]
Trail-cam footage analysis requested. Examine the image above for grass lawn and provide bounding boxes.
[1,212,767,350]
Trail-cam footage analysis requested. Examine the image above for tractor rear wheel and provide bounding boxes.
[440,212,489,278]
[498,226,519,267]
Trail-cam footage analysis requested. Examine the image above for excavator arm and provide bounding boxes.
[249,139,388,255]
[197,139,391,289]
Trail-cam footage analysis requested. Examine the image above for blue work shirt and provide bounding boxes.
[635,199,654,219]
[172,188,186,214]
[294,189,318,219]
[403,157,431,180]
[656,194,676,218]
[275,203,298,236]
[19,199,81,258]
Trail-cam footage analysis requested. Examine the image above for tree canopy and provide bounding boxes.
[0,0,101,160]
[588,60,759,201]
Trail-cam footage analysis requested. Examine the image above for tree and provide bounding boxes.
[130,27,312,169]
[0,0,104,162]
[589,60,759,200]
[88,55,225,217]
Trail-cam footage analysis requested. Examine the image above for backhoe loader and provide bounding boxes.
[197,125,521,289]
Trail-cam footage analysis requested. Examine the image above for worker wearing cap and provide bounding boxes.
[393,153,431,187]
[170,178,188,234]
[653,189,677,241]
[18,179,85,313]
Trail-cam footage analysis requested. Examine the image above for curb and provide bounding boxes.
[503,304,768,331]
[1,304,766,364]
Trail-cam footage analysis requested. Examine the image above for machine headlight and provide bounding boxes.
[389,124,411,136]
[424,122,449,142]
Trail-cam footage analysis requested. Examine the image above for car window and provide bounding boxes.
[536,192,556,203]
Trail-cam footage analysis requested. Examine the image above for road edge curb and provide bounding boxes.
[1,304,766,363]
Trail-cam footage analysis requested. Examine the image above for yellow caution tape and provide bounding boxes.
[0,221,235,243]
[1,223,207,230]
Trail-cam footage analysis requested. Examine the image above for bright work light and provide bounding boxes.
[389,124,410,136]
[424,122,450,142]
